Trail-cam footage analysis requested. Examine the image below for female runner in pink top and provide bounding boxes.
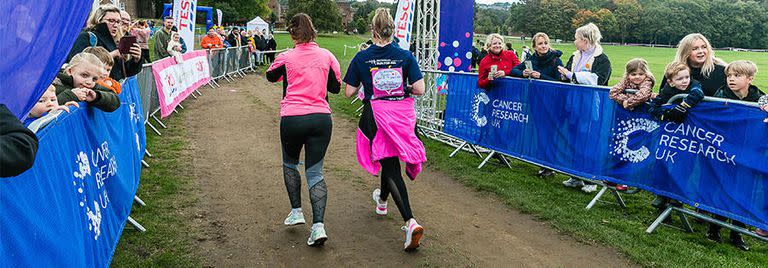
[265,13,341,247]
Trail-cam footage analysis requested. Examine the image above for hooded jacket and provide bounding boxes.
[54,71,120,112]
[648,80,704,120]
[714,84,765,102]
[510,49,563,81]
[477,50,520,89]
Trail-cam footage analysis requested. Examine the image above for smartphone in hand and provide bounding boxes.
[489,65,498,80]
[118,35,137,55]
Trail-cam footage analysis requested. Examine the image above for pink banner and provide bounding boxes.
[152,50,211,117]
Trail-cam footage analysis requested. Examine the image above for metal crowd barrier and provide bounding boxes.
[413,69,768,244]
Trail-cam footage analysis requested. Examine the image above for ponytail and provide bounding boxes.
[371,8,394,42]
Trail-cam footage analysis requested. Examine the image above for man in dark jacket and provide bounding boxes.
[0,104,38,177]
[265,33,277,63]
[227,27,245,47]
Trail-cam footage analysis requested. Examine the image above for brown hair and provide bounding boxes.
[82,46,114,67]
[531,32,550,47]
[664,61,690,80]
[371,8,394,42]
[624,58,655,83]
[725,60,758,77]
[287,13,316,44]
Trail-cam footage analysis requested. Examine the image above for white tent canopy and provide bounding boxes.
[246,17,269,34]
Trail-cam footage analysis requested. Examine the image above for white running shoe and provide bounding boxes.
[284,209,306,226]
[562,177,585,188]
[402,219,424,251]
[581,184,598,193]
[307,223,328,246]
[372,189,388,215]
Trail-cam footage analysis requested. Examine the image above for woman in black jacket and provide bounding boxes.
[66,4,143,82]
[661,33,727,96]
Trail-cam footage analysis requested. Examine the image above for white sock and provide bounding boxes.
[292,208,302,214]
[313,222,324,229]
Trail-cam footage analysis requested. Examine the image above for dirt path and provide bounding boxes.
[183,74,636,267]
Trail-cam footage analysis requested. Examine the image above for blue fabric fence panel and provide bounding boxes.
[443,72,768,230]
[0,77,146,267]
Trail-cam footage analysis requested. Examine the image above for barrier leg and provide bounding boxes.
[449,141,469,158]
[127,216,146,232]
[146,121,162,135]
[134,196,146,207]
[498,153,513,169]
[178,104,184,110]
[611,189,628,209]
[646,206,673,234]
[586,186,609,210]
[145,150,153,158]
[478,150,495,169]
[152,114,167,129]
[468,144,483,158]
[141,160,150,168]
[675,210,694,233]
[673,207,768,241]
[355,105,364,113]
[190,92,199,99]
[195,89,203,96]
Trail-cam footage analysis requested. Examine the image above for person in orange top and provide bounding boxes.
[200,28,224,49]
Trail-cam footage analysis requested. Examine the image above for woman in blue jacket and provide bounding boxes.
[511,32,563,81]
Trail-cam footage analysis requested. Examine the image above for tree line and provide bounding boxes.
[474,0,768,49]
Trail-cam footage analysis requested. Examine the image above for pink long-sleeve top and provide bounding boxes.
[265,42,342,117]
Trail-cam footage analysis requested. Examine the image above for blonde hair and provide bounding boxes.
[675,33,725,78]
[725,60,757,77]
[485,34,505,51]
[371,8,394,42]
[82,46,114,67]
[624,58,655,83]
[664,61,689,81]
[575,23,602,46]
[87,4,121,29]
[67,52,105,71]
[531,32,550,47]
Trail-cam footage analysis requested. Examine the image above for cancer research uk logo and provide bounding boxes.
[609,118,659,163]
[610,119,737,165]
[471,92,489,127]
[73,142,117,241]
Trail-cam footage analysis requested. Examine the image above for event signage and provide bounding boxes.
[437,0,474,73]
[393,0,415,50]
[217,8,223,26]
[443,73,768,231]
[151,50,211,118]
[172,0,197,51]
[0,78,146,267]
[1,0,92,119]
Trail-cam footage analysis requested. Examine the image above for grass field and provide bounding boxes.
[114,33,766,267]
[275,33,768,267]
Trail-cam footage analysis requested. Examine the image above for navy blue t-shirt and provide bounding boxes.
[343,43,423,102]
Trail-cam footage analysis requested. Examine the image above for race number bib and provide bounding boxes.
[371,67,405,99]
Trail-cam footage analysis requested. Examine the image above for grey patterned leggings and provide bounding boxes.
[280,113,332,224]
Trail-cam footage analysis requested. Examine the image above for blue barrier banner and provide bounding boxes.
[444,73,768,230]
[0,0,93,120]
[0,77,146,267]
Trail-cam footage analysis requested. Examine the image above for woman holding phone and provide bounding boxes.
[510,32,563,81]
[477,33,520,90]
[67,4,143,81]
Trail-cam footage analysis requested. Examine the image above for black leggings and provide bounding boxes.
[379,157,414,222]
[280,113,332,224]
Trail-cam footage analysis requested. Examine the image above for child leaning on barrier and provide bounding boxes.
[82,46,122,94]
[609,58,655,110]
[704,60,763,251]
[55,52,120,112]
[25,81,79,125]
[648,61,704,123]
